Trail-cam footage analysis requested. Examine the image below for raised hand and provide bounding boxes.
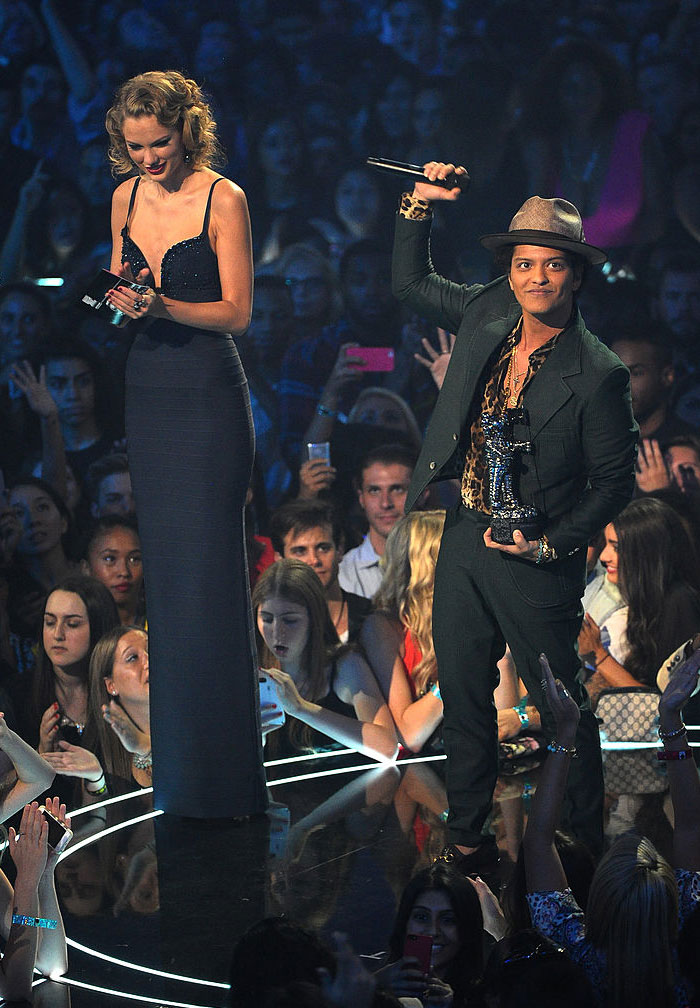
[636,438,670,493]
[10,803,49,886]
[8,362,58,419]
[298,458,336,499]
[539,653,580,742]
[102,699,150,755]
[42,796,72,871]
[39,704,61,755]
[414,327,455,390]
[413,162,468,202]
[41,740,103,781]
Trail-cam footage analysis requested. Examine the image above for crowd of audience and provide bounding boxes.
[1,0,700,1003]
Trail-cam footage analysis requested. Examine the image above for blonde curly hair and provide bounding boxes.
[105,70,223,177]
[373,510,446,695]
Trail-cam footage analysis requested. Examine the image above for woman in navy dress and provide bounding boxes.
[104,70,266,818]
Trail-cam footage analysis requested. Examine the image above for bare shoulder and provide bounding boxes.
[111,177,137,210]
[209,174,249,215]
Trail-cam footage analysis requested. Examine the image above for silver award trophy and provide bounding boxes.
[482,409,543,544]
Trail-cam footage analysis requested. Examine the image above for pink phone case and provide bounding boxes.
[344,346,395,372]
[403,933,432,974]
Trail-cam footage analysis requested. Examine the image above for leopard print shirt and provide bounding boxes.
[461,323,560,512]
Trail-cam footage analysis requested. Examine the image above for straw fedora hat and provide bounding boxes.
[480,196,608,265]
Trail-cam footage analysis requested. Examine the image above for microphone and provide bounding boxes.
[366,157,470,191]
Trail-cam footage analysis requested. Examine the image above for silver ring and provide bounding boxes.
[133,298,146,310]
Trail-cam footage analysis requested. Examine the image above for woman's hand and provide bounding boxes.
[10,802,49,887]
[102,699,150,756]
[0,504,21,566]
[468,874,507,940]
[412,162,467,202]
[107,262,162,321]
[42,796,71,872]
[578,612,603,662]
[264,668,309,717]
[38,703,60,754]
[375,957,429,998]
[41,741,102,781]
[323,342,365,402]
[414,327,455,391]
[8,362,58,419]
[540,653,580,742]
[421,976,454,1007]
[659,642,700,728]
[318,932,376,1008]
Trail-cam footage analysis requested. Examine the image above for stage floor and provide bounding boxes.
[23,739,682,1007]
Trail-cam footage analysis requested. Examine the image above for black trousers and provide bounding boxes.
[432,504,604,855]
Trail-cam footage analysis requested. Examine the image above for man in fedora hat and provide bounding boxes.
[392,162,638,866]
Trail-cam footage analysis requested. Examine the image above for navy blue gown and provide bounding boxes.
[122,176,267,818]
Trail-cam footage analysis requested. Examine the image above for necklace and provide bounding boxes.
[331,597,347,632]
[506,344,529,407]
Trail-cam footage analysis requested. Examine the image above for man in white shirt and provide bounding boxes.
[338,444,415,599]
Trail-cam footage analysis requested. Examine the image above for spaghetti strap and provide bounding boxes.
[202,178,223,233]
[124,177,140,232]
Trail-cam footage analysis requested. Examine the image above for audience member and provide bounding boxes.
[13,573,118,762]
[338,445,416,599]
[252,558,397,761]
[578,498,700,704]
[375,862,486,1006]
[81,515,144,628]
[83,453,134,518]
[651,249,700,384]
[524,650,700,1008]
[361,511,445,753]
[43,624,152,796]
[270,500,370,643]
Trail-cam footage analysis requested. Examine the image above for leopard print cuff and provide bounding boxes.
[399,192,433,220]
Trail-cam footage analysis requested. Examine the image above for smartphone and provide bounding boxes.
[344,346,395,372]
[259,674,285,732]
[403,933,432,974]
[39,806,73,854]
[306,441,331,464]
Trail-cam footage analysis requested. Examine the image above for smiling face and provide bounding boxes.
[508,245,581,328]
[599,523,619,585]
[43,590,91,671]
[121,114,187,185]
[256,595,310,667]
[406,889,460,975]
[105,628,149,705]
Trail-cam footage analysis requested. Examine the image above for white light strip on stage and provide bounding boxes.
[58,809,163,861]
[65,937,229,989]
[46,975,222,1006]
[68,787,154,818]
[264,749,355,766]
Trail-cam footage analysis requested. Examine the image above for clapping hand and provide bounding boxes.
[42,740,102,782]
[636,439,670,493]
[42,796,71,871]
[10,802,49,886]
[102,699,150,756]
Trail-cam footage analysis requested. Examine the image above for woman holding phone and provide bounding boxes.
[104,70,266,817]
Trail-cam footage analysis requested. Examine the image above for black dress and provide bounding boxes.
[122,176,267,818]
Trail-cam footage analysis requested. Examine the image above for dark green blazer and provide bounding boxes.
[393,212,638,564]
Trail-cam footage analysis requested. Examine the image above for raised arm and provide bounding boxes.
[523,654,580,894]
[0,715,55,821]
[360,613,443,753]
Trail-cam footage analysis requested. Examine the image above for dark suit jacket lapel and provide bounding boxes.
[524,312,584,439]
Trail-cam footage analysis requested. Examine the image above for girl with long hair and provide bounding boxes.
[360,511,446,753]
[42,625,151,795]
[524,650,700,1008]
[578,497,700,700]
[377,862,486,1006]
[252,559,397,762]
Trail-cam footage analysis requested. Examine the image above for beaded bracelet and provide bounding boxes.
[132,751,153,770]
[85,774,108,796]
[12,915,58,929]
[547,741,578,758]
[657,748,694,761]
[658,724,687,741]
[514,695,530,729]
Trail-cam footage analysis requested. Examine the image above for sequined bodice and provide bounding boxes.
[120,177,223,303]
